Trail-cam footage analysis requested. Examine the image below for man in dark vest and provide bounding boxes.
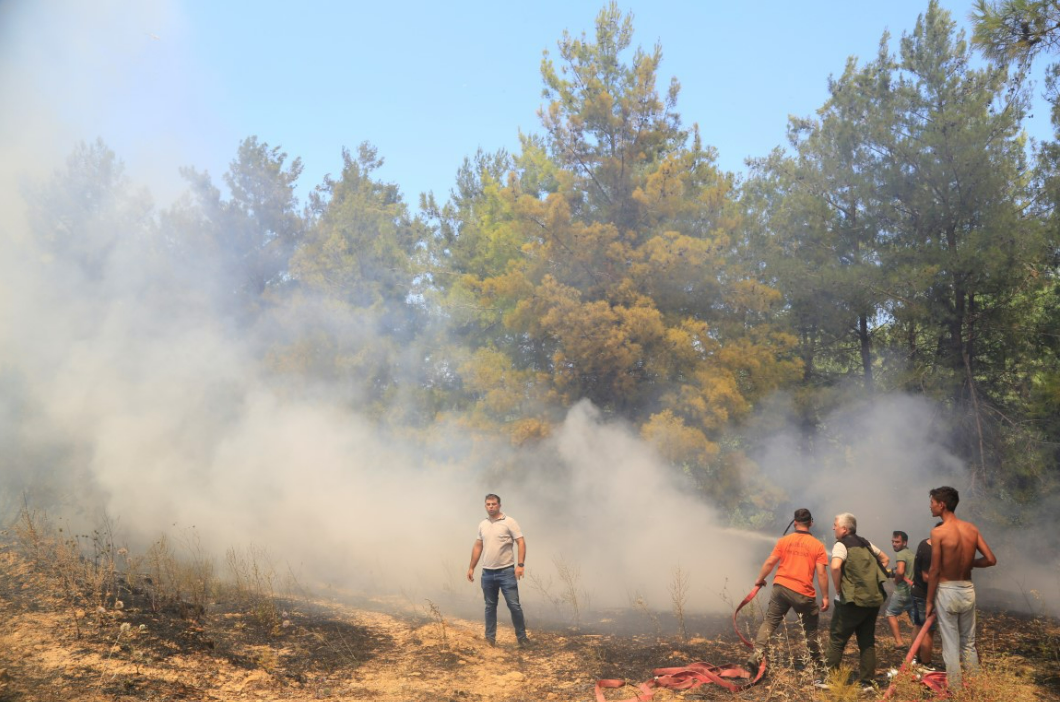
[821,512,890,690]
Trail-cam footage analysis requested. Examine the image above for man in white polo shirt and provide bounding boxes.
[467,493,530,647]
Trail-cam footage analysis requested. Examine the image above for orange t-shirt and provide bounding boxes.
[770,532,828,598]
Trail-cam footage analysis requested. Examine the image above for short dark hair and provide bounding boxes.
[793,508,813,524]
[485,493,501,504]
[892,530,908,542]
[929,486,959,513]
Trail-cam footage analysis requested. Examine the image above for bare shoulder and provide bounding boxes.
[930,522,952,543]
[956,518,981,540]
[934,521,968,552]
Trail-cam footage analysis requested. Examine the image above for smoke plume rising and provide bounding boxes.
[2,0,1055,630]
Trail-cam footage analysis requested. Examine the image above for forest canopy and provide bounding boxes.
[6,1,1060,529]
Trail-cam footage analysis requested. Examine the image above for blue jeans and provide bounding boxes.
[886,588,922,625]
[912,594,938,631]
[481,566,526,641]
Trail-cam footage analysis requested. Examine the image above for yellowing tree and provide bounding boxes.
[432,4,800,490]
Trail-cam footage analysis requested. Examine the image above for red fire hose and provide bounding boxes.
[595,590,949,701]
[881,613,947,699]
[594,585,767,702]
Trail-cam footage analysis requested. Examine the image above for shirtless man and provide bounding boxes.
[924,486,997,688]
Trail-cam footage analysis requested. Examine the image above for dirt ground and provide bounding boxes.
[1,540,1057,702]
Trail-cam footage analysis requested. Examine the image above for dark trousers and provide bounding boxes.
[481,566,526,641]
[753,584,822,668]
[826,601,881,684]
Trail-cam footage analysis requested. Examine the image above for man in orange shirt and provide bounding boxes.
[747,508,830,675]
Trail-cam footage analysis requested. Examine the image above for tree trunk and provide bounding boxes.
[858,313,874,393]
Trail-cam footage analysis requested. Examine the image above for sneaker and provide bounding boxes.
[861,682,876,693]
[517,637,533,648]
[813,679,830,690]
[485,638,496,647]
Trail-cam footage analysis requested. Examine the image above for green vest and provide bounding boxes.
[839,535,887,607]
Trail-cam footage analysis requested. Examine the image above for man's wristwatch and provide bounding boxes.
[517,562,525,567]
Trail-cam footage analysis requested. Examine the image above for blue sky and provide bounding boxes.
[1,0,1052,210]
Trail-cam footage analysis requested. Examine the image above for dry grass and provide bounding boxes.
[1,510,1057,702]
[882,658,1042,701]
[223,543,280,631]
[12,507,123,639]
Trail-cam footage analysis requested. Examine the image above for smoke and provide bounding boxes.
[0,256,766,618]
[0,0,761,623]
[2,0,1056,630]
[0,246,767,614]
[750,394,1060,616]
[753,394,960,535]
[0,131,760,621]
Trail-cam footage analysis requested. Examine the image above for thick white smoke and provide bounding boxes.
[2,0,1054,631]
[750,394,1060,616]
[0,0,762,624]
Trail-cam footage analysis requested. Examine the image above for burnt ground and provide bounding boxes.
[0,540,1057,702]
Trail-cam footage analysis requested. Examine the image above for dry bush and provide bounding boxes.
[13,506,124,638]
[527,570,563,616]
[84,513,121,607]
[816,664,861,701]
[139,528,213,617]
[14,505,215,630]
[746,613,827,699]
[224,543,280,631]
[424,599,449,650]
[668,565,690,641]
[554,554,589,629]
[526,555,592,629]
[629,590,662,640]
[280,561,313,610]
[750,613,825,683]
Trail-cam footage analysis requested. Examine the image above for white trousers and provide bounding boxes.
[935,581,977,687]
